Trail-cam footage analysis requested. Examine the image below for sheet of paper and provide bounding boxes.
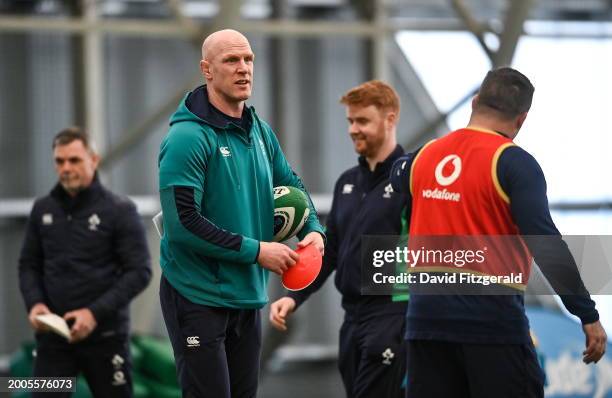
[35,313,71,340]
[152,211,164,238]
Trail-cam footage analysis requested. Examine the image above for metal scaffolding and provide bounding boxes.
[1,0,609,212]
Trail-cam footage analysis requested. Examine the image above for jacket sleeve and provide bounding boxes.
[390,152,416,194]
[159,124,260,263]
[88,199,152,322]
[18,202,46,312]
[265,127,325,241]
[288,180,341,308]
[498,146,599,325]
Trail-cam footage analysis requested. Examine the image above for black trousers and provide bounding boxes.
[338,314,406,398]
[405,339,545,398]
[32,333,132,398]
[160,276,261,398]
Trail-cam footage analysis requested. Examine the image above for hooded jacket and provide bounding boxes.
[158,85,324,309]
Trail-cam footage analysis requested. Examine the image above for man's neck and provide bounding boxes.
[467,115,516,139]
[365,139,396,171]
[207,86,244,118]
[62,185,84,198]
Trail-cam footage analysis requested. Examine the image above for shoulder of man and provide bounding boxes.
[28,195,53,220]
[331,165,361,196]
[248,111,282,157]
[499,143,538,163]
[168,118,218,141]
[337,165,360,184]
[498,145,544,180]
[104,187,134,206]
[95,186,139,218]
[163,119,219,162]
[250,113,274,139]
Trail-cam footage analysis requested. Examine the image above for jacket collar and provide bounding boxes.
[51,173,103,210]
[358,145,404,177]
[186,85,253,132]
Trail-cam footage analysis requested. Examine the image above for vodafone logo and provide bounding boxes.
[435,154,462,186]
[423,154,462,202]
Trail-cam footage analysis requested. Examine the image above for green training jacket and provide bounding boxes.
[158,86,324,309]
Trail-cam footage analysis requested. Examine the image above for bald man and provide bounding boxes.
[158,29,325,397]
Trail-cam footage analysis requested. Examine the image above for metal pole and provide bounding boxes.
[494,0,534,67]
[404,0,534,150]
[82,0,106,154]
[214,0,243,30]
[101,0,245,168]
[372,0,389,80]
[99,75,202,169]
[404,87,478,150]
[166,0,205,47]
[0,15,379,37]
[450,0,495,63]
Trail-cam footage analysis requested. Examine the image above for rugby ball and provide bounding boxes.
[273,186,310,242]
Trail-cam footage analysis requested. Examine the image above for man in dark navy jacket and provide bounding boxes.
[270,81,410,398]
[19,127,152,397]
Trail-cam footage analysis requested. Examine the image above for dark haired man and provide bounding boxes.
[19,127,152,397]
[391,67,606,398]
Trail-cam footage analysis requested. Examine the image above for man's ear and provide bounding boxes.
[386,111,398,127]
[471,94,479,110]
[200,60,212,80]
[91,152,101,169]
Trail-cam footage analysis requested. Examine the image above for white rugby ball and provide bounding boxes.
[273,186,310,242]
